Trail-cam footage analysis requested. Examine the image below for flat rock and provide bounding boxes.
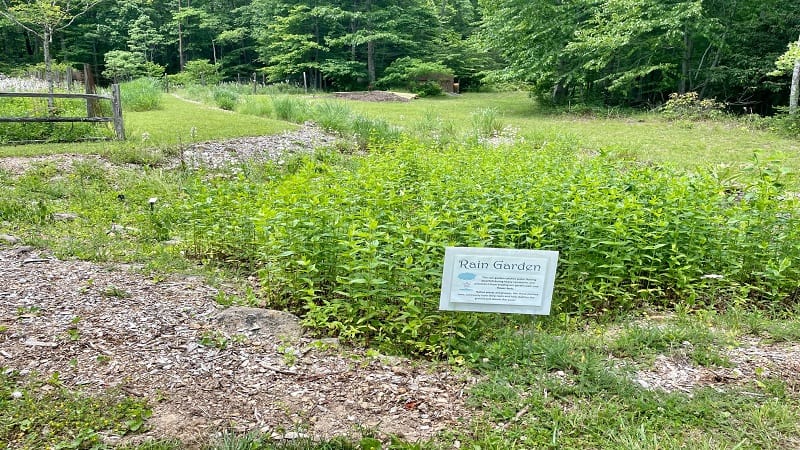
[0,234,20,244]
[213,307,303,340]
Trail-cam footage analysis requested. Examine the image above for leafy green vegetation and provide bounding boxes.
[120,78,164,112]
[0,94,113,144]
[160,132,798,356]
[0,370,151,449]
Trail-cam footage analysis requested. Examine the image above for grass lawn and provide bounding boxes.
[338,92,800,175]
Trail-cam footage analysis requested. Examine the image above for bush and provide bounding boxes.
[661,92,726,120]
[410,80,443,98]
[376,57,453,95]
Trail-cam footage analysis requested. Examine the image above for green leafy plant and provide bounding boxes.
[0,370,151,449]
[661,92,726,121]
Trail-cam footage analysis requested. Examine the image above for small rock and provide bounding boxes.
[213,307,303,340]
[52,212,79,222]
[0,234,20,244]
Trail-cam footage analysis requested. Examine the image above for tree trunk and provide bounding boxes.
[679,24,692,95]
[177,0,185,70]
[790,59,800,114]
[790,34,800,115]
[178,22,185,70]
[43,24,54,110]
[367,40,375,85]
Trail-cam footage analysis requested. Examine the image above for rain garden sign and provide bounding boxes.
[439,247,559,315]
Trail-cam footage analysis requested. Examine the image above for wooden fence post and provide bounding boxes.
[84,64,98,117]
[111,84,125,140]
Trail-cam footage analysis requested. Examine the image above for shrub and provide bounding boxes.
[377,57,453,96]
[661,92,726,120]
[410,80,444,98]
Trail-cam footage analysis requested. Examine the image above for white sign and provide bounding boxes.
[439,247,559,315]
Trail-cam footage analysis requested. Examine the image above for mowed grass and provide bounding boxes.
[336,92,800,175]
[0,94,294,157]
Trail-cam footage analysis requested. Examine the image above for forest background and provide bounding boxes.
[1,0,800,113]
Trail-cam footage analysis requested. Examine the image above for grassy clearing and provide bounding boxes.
[335,92,800,177]
[1,88,800,448]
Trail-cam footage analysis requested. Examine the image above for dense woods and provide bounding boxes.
[1,0,799,110]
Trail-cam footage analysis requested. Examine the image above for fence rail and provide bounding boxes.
[0,84,125,140]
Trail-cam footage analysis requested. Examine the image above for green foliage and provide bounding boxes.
[660,92,727,121]
[173,138,800,357]
[170,60,222,86]
[269,95,311,123]
[121,77,164,112]
[377,57,452,96]
[770,39,800,74]
[410,81,443,98]
[213,86,240,111]
[103,50,146,82]
[0,94,113,143]
[469,107,504,138]
[0,370,151,449]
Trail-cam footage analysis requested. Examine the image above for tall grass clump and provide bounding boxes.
[120,77,163,111]
[270,95,312,122]
[470,107,504,139]
[173,139,800,357]
[237,95,273,117]
[313,100,354,133]
[212,86,239,110]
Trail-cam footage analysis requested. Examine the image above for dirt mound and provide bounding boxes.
[332,91,414,102]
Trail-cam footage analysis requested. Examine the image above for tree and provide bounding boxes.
[565,0,720,103]
[479,0,593,103]
[0,0,105,106]
[771,36,800,114]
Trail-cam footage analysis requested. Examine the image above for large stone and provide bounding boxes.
[213,307,303,340]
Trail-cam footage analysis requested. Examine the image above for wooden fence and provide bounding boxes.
[0,84,125,140]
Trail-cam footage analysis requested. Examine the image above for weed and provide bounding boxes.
[199,330,229,349]
[0,370,151,449]
[103,285,132,298]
